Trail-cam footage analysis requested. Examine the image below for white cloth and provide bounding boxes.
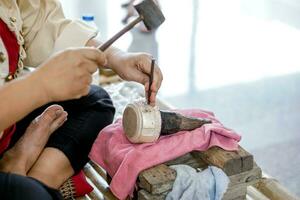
[166,165,229,200]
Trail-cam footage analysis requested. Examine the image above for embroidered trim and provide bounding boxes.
[0,10,27,82]
[59,178,76,199]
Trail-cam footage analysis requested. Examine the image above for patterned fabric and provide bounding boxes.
[59,177,76,199]
[59,171,93,199]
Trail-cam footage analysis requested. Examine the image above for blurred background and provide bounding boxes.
[60,0,300,195]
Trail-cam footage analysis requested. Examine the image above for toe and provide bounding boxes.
[49,111,68,133]
[32,105,64,131]
[39,105,64,123]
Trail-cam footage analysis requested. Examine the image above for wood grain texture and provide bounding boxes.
[228,164,262,187]
[192,146,253,176]
[138,164,176,195]
[165,152,208,169]
[138,189,167,200]
[255,178,300,200]
[247,186,270,200]
[223,184,247,200]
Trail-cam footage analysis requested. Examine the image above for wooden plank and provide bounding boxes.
[255,178,300,200]
[138,189,167,200]
[165,153,208,169]
[138,164,176,195]
[139,154,259,198]
[192,146,253,176]
[84,164,118,200]
[223,184,247,200]
[228,164,262,187]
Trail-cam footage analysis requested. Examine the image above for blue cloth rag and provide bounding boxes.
[166,165,229,200]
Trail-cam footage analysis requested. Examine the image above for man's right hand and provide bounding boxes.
[31,47,107,102]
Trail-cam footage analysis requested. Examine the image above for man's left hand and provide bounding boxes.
[110,52,163,106]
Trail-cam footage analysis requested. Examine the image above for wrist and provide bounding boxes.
[26,70,52,104]
[86,38,127,71]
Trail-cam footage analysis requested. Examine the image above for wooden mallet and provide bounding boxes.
[98,0,165,51]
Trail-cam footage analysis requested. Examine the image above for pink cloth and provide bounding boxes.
[89,109,241,200]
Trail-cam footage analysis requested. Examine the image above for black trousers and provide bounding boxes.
[0,172,63,200]
[0,85,115,199]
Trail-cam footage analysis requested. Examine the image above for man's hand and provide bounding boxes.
[32,47,107,102]
[110,52,163,106]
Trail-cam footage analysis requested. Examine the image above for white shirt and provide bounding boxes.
[0,0,98,136]
[0,0,98,86]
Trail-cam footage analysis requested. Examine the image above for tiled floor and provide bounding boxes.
[61,0,300,196]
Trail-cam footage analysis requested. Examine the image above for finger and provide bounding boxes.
[150,65,163,93]
[80,73,93,85]
[147,66,163,106]
[144,81,157,106]
[129,69,149,86]
[150,90,158,106]
[79,47,108,67]
[49,111,68,133]
[82,60,99,74]
[81,86,91,97]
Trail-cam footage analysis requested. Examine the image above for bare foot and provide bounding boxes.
[0,105,68,175]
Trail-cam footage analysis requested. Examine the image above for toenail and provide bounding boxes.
[55,110,63,116]
[32,117,40,124]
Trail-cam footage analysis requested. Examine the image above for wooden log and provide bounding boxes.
[192,146,253,176]
[247,186,270,200]
[255,178,300,200]
[138,164,176,195]
[138,189,167,200]
[84,164,118,200]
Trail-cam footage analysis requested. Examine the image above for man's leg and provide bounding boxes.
[0,105,67,175]
[27,85,115,188]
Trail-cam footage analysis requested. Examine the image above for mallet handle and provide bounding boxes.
[98,16,144,51]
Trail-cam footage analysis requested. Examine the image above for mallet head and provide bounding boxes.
[134,0,165,31]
